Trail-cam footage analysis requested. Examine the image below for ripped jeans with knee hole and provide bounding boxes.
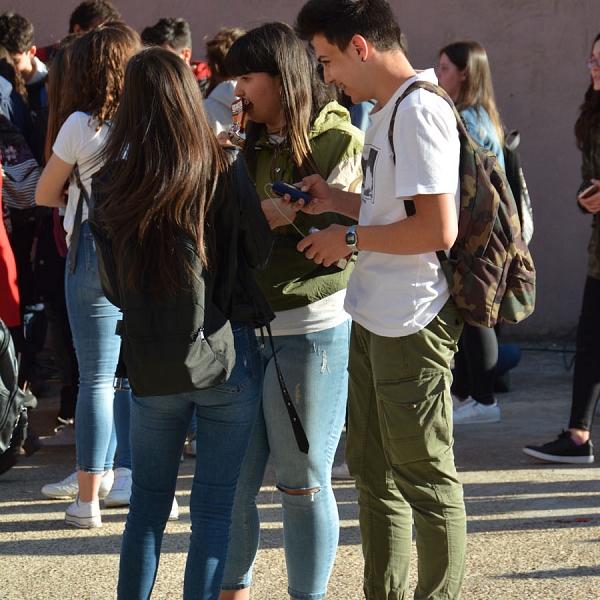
[221,320,351,600]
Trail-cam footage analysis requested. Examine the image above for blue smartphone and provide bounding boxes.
[271,181,312,204]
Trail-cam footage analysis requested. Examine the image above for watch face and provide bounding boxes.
[346,225,357,251]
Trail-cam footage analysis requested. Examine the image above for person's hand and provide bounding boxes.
[261,196,297,229]
[578,179,600,213]
[279,174,335,215]
[216,131,242,148]
[297,223,350,267]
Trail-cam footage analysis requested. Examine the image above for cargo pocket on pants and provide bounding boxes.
[377,370,452,466]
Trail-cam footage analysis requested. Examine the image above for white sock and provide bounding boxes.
[76,497,98,508]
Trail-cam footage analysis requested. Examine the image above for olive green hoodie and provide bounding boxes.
[250,101,364,312]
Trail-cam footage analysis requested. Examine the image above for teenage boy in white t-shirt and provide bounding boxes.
[294,1,466,598]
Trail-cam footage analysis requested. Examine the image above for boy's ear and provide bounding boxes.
[28,45,37,58]
[180,48,192,65]
[350,35,369,62]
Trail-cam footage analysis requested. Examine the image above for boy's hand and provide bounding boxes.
[297,224,350,267]
[281,174,335,214]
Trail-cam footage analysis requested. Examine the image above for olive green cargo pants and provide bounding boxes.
[347,300,466,600]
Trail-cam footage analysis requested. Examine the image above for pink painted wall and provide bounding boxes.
[6,0,598,337]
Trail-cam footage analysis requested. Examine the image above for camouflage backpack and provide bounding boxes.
[388,80,536,328]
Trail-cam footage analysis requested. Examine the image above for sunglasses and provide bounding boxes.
[588,57,600,69]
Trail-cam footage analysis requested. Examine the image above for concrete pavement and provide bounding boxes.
[1,342,599,599]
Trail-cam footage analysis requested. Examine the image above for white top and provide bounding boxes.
[52,111,109,246]
[204,80,238,135]
[267,290,349,336]
[29,56,48,85]
[344,69,460,338]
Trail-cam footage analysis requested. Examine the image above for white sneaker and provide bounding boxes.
[40,423,76,446]
[451,393,474,410]
[169,497,179,521]
[331,462,354,480]
[453,400,500,424]
[65,496,102,528]
[41,470,114,500]
[185,436,197,457]
[104,467,132,507]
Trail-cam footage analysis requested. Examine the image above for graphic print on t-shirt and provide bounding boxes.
[361,146,378,205]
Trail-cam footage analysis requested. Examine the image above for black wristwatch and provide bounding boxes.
[345,225,359,252]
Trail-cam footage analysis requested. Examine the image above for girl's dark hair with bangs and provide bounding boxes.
[96,47,230,298]
[575,32,600,153]
[225,21,333,178]
[295,0,403,53]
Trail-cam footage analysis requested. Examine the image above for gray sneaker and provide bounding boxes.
[41,470,114,500]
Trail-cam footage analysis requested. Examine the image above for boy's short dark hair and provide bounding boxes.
[295,0,403,53]
[69,0,121,33]
[141,17,192,53]
[0,12,34,54]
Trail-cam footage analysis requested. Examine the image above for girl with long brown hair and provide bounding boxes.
[93,46,272,599]
[35,21,141,528]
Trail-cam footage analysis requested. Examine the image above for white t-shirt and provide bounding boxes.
[204,80,238,135]
[52,111,109,246]
[344,69,460,338]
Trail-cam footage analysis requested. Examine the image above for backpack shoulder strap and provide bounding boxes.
[387,80,465,266]
[68,166,90,274]
[388,79,468,165]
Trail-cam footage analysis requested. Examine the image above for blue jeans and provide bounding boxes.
[221,320,350,600]
[118,323,262,600]
[66,221,123,473]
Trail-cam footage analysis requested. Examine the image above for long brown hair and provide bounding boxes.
[60,21,140,130]
[439,41,504,145]
[224,22,333,178]
[97,47,230,297]
[575,32,600,152]
[44,34,77,164]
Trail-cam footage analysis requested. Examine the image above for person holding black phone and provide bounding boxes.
[523,32,600,464]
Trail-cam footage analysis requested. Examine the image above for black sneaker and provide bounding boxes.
[522,430,594,464]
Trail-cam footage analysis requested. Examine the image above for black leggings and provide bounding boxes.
[451,323,498,405]
[570,276,600,432]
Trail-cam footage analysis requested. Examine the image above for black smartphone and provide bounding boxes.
[579,184,600,200]
[272,181,312,204]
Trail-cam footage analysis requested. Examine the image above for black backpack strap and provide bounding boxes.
[229,150,309,454]
[68,166,89,274]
